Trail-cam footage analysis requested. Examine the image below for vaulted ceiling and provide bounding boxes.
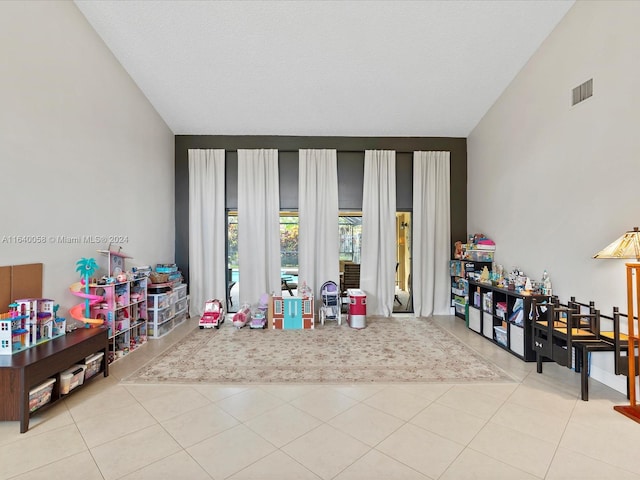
[75,0,574,137]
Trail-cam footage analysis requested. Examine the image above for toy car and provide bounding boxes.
[199,299,225,329]
[249,311,267,329]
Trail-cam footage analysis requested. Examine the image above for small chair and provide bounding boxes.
[394,262,402,306]
[319,281,341,326]
[341,263,360,312]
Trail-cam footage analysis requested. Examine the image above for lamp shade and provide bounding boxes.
[593,227,640,261]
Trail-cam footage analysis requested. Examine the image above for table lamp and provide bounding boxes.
[593,227,640,421]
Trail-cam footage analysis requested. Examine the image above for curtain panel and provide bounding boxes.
[298,149,339,298]
[237,149,281,306]
[413,151,451,316]
[188,149,226,317]
[361,150,396,317]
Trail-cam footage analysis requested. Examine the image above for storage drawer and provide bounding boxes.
[468,307,481,333]
[509,324,525,357]
[173,311,187,327]
[84,352,104,380]
[147,293,170,310]
[148,319,173,338]
[60,364,86,394]
[173,283,187,300]
[29,378,55,413]
[174,297,188,314]
[149,306,172,326]
[483,315,494,339]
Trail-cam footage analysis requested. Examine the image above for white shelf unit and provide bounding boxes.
[147,283,188,339]
[88,276,147,363]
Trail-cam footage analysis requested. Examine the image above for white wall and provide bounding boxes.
[0,1,175,321]
[468,1,640,393]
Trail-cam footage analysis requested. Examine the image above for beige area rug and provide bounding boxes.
[123,317,514,384]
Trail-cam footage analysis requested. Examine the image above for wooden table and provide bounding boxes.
[0,326,109,432]
[572,339,616,401]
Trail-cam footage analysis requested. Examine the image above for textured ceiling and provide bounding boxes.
[74,0,574,137]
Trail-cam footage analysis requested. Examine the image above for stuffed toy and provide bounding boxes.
[454,241,464,259]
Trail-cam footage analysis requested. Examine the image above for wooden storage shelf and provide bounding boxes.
[467,280,549,361]
[89,277,148,362]
[0,326,109,433]
[450,260,492,320]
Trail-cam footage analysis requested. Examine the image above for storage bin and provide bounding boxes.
[509,324,524,357]
[84,352,104,380]
[173,283,187,300]
[468,307,481,333]
[465,250,495,262]
[148,319,173,338]
[494,326,507,347]
[174,297,188,315]
[60,364,86,394]
[29,378,56,412]
[149,306,172,326]
[147,293,170,310]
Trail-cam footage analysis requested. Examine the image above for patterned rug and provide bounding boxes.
[123,317,514,384]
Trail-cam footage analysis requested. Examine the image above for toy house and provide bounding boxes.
[0,306,30,355]
[269,294,314,330]
[3,298,65,354]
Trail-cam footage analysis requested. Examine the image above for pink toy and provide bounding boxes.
[200,299,225,329]
[232,303,252,329]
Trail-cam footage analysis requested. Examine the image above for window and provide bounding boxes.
[339,214,362,264]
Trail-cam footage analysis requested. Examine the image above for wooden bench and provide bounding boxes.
[532,299,631,401]
[0,326,109,432]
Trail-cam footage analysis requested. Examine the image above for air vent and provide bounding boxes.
[572,78,593,106]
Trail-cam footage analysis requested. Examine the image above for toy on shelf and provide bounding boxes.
[232,303,252,329]
[69,258,104,328]
[0,299,66,355]
[454,241,464,260]
[463,234,496,262]
[199,299,225,329]
[96,244,132,277]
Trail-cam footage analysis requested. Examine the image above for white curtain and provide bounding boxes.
[413,151,451,316]
[188,149,226,317]
[298,149,339,298]
[361,150,396,317]
[237,149,280,306]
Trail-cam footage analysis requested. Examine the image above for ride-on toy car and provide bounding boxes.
[200,299,225,329]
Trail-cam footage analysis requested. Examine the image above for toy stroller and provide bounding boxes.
[199,299,225,329]
[319,281,341,326]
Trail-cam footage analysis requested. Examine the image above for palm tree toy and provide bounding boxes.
[76,257,99,318]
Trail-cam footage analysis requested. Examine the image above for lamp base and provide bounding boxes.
[614,405,640,423]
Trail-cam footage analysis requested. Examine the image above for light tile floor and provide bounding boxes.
[2,315,639,480]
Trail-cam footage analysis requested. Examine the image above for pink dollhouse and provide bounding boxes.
[0,299,65,355]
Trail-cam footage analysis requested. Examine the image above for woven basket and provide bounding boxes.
[150,272,169,284]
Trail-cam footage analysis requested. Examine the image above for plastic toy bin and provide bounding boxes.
[494,326,507,347]
[347,288,366,329]
[60,364,86,394]
[84,352,104,380]
[29,378,56,413]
